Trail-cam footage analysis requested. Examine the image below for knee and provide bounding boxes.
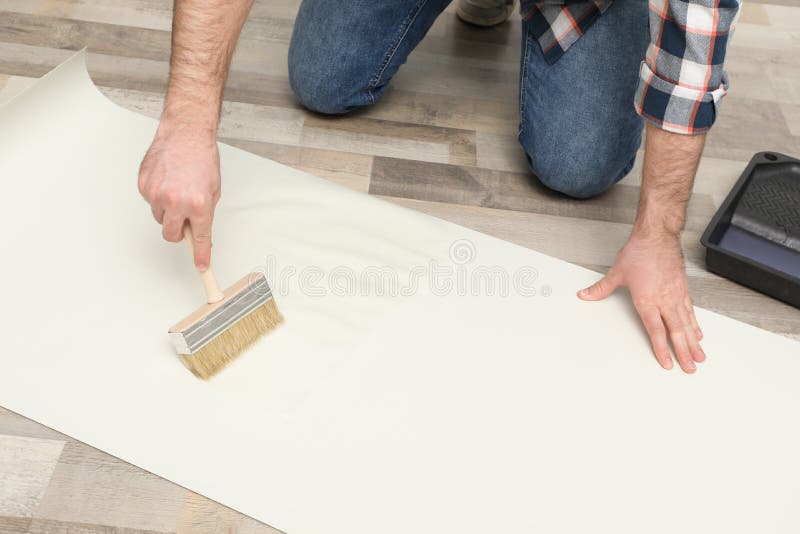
[520,135,638,200]
[533,155,633,199]
[288,30,372,115]
[288,56,352,115]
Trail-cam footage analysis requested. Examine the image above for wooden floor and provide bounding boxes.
[1,0,798,532]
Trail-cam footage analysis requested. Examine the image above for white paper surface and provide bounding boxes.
[1,52,799,533]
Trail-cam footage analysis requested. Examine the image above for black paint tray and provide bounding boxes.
[701,152,800,308]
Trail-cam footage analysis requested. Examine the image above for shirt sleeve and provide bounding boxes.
[634,0,741,135]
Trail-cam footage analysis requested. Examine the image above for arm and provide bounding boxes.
[579,125,706,373]
[579,0,741,372]
[138,0,254,271]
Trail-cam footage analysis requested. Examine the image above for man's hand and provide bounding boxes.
[578,123,707,373]
[138,0,253,269]
[578,231,705,373]
[138,126,220,271]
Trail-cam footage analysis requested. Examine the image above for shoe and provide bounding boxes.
[456,0,516,27]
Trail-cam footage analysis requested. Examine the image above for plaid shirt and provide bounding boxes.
[520,0,741,135]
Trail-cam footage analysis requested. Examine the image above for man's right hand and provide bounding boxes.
[138,124,221,272]
[138,0,255,270]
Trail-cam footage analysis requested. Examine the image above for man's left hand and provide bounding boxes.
[577,230,706,373]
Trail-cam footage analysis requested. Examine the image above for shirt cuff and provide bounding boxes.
[633,61,729,135]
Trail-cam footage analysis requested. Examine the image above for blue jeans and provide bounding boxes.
[288,0,649,199]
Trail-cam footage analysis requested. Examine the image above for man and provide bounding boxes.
[138,0,740,373]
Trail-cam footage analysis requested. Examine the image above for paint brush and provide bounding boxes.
[169,225,283,379]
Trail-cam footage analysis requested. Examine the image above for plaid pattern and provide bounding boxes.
[520,0,740,135]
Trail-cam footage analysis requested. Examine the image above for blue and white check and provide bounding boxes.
[521,0,741,135]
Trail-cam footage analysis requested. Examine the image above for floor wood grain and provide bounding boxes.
[0,435,64,518]
[33,442,187,533]
[0,0,798,530]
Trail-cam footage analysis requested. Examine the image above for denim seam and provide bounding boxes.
[367,0,430,104]
[518,25,533,139]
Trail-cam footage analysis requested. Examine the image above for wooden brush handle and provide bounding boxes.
[183,224,225,304]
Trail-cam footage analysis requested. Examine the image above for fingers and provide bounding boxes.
[679,304,706,363]
[137,137,221,270]
[637,306,674,370]
[151,205,165,224]
[662,309,697,374]
[138,157,152,200]
[685,296,703,341]
[162,213,187,243]
[578,271,621,301]
[188,215,213,272]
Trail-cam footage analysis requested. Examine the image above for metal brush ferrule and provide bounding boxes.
[171,280,274,355]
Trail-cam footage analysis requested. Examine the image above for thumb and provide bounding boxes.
[578,271,620,301]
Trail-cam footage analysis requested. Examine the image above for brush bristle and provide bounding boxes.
[180,298,284,380]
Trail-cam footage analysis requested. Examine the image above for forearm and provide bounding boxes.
[162,0,254,134]
[633,124,706,239]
